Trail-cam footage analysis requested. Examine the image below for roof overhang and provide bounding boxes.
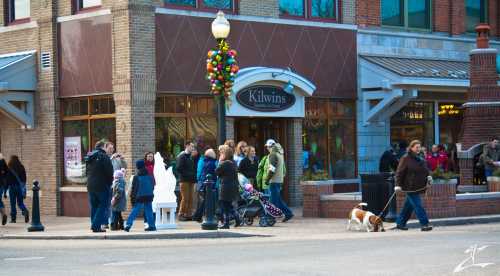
[359,56,470,125]
[0,51,37,129]
[234,67,316,96]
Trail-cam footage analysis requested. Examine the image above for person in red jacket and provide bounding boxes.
[425,144,448,171]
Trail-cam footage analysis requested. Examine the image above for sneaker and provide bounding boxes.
[192,217,203,223]
[10,217,16,223]
[421,225,433,232]
[282,214,294,223]
[219,224,230,229]
[2,214,7,225]
[178,215,190,222]
[124,227,130,232]
[396,225,409,231]
[145,227,157,232]
[92,228,106,233]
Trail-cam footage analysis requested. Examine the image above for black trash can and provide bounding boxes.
[361,173,397,221]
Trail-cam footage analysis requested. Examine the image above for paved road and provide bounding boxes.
[1,223,499,276]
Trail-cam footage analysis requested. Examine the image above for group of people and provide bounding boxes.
[380,141,454,174]
[177,138,293,229]
[85,140,158,232]
[85,137,294,232]
[0,153,29,226]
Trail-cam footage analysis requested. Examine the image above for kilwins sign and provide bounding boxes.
[236,85,296,112]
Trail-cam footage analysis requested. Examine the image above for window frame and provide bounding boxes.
[155,94,218,159]
[279,0,341,23]
[465,0,489,33]
[72,0,102,15]
[163,0,239,15]
[381,0,432,32]
[4,0,31,26]
[60,95,116,187]
[304,97,357,179]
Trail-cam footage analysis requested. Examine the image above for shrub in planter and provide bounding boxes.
[430,168,459,184]
[301,170,329,181]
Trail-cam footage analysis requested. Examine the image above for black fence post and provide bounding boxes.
[28,180,44,232]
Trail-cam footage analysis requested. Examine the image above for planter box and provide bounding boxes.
[301,179,359,217]
[431,178,458,185]
[487,176,500,192]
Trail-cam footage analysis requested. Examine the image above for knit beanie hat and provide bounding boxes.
[136,159,145,170]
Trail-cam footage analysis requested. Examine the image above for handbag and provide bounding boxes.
[10,169,27,199]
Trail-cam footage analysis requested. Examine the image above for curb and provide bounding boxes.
[0,231,270,240]
[407,214,500,228]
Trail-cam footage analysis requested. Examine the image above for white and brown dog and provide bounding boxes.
[347,203,385,232]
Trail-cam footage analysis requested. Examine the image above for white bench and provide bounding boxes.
[153,202,177,229]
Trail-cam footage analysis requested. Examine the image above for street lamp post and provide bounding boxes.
[208,11,238,145]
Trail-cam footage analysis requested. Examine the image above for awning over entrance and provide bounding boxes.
[227,67,316,118]
[360,55,469,125]
[0,51,37,129]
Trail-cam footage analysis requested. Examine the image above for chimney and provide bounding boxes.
[469,24,498,88]
[458,24,500,185]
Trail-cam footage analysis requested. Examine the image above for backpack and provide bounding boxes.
[136,175,154,198]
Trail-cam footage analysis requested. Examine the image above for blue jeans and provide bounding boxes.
[88,189,110,231]
[269,183,293,218]
[9,184,28,217]
[396,193,430,227]
[126,201,155,230]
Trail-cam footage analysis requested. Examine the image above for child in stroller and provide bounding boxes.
[237,173,283,227]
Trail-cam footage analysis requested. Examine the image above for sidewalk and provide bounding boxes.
[1,210,499,240]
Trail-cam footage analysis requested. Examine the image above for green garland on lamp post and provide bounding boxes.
[207,11,239,145]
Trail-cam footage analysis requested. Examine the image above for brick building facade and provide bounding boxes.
[0,0,357,216]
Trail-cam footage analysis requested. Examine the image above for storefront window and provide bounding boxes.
[439,103,463,172]
[466,0,488,33]
[279,0,305,17]
[203,0,232,9]
[155,95,217,164]
[303,99,357,179]
[311,0,336,19]
[165,0,196,7]
[381,0,431,30]
[62,96,116,186]
[391,101,434,148]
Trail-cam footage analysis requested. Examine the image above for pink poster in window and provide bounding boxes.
[64,136,83,178]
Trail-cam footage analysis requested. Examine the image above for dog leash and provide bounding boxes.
[377,185,430,218]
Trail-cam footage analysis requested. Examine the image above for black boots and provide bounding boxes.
[23,210,29,223]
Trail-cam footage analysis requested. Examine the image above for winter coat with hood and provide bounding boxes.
[130,161,154,205]
[85,148,113,193]
[395,151,430,194]
[197,157,217,191]
[111,177,127,212]
[0,159,9,189]
[215,160,239,202]
[267,143,286,184]
[425,151,448,171]
[256,155,269,191]
[238,156,259,180]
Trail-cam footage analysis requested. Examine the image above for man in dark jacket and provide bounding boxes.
[85,140,114,232]
[176,142,196,221]
[481,137,500,177]
[379,145,399,173]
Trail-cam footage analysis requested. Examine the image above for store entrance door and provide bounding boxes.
[234,118,289,202]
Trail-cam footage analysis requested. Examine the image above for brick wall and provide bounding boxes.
[287,118,303,206]
[302,181,359,217]
[342,0,356,24]
[239,0,279,18]
[433,0,450,33]
[396,182,456,219]
[320,198,359,218]
[356,0,380,27]
[456,195,500,217]
[0,1,59,216]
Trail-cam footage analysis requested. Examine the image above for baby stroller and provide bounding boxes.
[237,174,283,227]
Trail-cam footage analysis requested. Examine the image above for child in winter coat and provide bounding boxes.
[110,169,126,230]
[124,160,156,232]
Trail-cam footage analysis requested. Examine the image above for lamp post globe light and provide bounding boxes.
[207,11,239,146]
